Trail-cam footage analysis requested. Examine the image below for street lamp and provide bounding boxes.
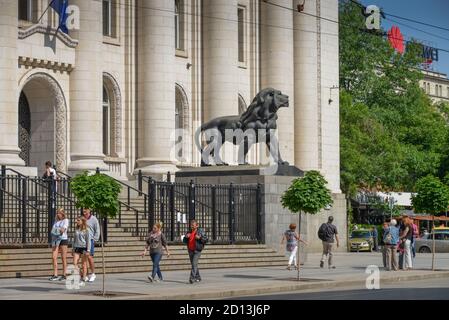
[388,196,396,219]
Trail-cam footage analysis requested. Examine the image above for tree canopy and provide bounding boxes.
[339,0,449,196]
[281,171,333,215]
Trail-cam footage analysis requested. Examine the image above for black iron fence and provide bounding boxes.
[136,172,262,244]
[0,166,262,246]
[0,166,82,245]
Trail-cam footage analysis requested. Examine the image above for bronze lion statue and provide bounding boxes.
[195,88,289,166]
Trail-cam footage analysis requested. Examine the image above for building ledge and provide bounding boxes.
[18,24,79,48]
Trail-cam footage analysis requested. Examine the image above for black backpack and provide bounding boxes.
[318,223,326,241]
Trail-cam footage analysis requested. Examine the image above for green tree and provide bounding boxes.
[281,171,333,280]
[411,175,449,270]
[339,0,449,195]
[70,171,122,296]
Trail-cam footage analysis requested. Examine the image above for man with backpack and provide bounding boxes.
[318,216,340,269]
[183,220,208,284]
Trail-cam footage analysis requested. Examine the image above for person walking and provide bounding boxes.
[372,226,379,252]
[72,216,92,285]
[83,208,100,282]
[318,216,340,269]
[400,216,413,270]
[141,222,170,282]
[183,220,208,284]
[49,208,69,281]
[281,223,308,270]
[383,219,400,271]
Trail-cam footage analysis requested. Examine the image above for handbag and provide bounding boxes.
[51,226,61,238]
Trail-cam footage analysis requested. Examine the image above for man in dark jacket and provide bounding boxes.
[183,220,208,284]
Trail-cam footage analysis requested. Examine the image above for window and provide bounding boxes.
[447,87,449,98]
[238,7,245,63]
[440,85,443,97]
[103,0,117,38]
[175,0,185,50]
[427,83,430,94]
[18,0,36,22]
[175,85,188,162]
[103,86,111,156]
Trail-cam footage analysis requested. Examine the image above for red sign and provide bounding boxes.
[388,26,404,54]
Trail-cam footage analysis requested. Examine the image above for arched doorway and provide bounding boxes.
[18,73,67,171]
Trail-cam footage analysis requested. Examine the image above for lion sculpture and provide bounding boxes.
[195,88,289,166]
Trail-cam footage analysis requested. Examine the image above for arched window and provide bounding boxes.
[175,84,189,162]
[103,86,111,156]
[238,95,247,115]
[175,0,185,50]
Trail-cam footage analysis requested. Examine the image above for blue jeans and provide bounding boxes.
[150,253,163,280]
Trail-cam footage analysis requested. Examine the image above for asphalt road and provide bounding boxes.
[229,278,449,300]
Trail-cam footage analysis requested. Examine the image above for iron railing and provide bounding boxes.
[138,171,262,244]
[0,166,262,246]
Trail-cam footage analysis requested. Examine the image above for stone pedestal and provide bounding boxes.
[176,165,347,261]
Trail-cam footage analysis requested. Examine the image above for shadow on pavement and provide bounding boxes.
[1,286,65,292]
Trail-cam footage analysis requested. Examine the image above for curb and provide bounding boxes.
[116,270,449,300]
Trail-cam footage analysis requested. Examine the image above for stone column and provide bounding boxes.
[136,0,177,175]
[0,1,24,166]
[294,0,319,171]
[260,0,295,165]
[203,0,239,120]
[69,0,107,172]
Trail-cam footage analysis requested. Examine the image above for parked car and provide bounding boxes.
[349,229,374,252]
[415,227,449,253]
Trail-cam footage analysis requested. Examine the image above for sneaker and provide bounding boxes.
[147,275,154,282]
[320,261,324,268]
[88,274,96,283]
[154,279,160,283]
[83,277,89,282]
[58,276,66,281]
[79,281,86,287]
[49,276,59,281]
[189,278,194,284]
[196,278,202,282]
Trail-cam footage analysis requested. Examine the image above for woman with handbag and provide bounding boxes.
[49,208,69,281]
[141,222,170,282]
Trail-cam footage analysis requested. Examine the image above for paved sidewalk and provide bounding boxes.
[1,253,448,300]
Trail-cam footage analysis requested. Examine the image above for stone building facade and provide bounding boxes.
[420,69,449,103]
[0,0,341,194]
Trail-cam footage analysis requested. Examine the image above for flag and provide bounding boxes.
[50,0,69,34]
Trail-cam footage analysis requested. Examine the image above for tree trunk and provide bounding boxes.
[100,221,106,296]
[432,215,435,271]
[346,195,351,252]
[297,212,302,281]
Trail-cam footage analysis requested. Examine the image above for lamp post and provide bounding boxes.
[388,196,396,219]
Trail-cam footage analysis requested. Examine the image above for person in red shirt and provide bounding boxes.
[183,220,208,284]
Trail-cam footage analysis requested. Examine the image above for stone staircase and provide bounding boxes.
[0,196,287,279]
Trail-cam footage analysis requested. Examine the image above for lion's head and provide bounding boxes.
[240,88,289,124]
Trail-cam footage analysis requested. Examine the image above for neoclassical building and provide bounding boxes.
[0,0,340,193]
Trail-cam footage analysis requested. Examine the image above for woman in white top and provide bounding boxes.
[50,208,69,281]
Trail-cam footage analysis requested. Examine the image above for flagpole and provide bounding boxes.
[37,0,56,25]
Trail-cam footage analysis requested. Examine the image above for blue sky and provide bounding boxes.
[359,0,449,76]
